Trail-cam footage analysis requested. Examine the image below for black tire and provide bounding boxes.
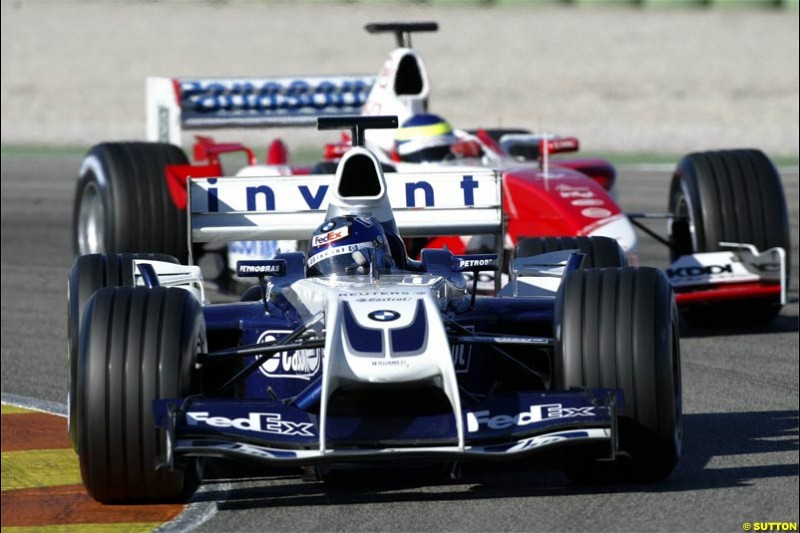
[76,287,203,502]
[73,142,190,262]
[669,149,790,327]
[555,267,682,483]
[67,253,179,451]
[515,236,627,268]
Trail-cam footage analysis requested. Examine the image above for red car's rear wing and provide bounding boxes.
[146,75,375,145]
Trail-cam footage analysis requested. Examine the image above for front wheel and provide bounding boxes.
[75,287,203,502]
[669,149,790,327]
[555,267,682,483]
[67,253,179,451]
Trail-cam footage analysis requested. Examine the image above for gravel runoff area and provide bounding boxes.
[1,1,798,156]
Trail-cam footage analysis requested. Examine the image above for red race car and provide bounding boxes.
[72,22,789,328]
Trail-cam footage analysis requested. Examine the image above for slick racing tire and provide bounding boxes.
[67,253,179,452]
[555,267,682,483]
[76,287,203,502]
[669,149,790,327]
[515,236,627,268]
[73,142,190,262]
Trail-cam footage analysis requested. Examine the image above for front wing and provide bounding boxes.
[667,245,786,306]
[155,390,621,467]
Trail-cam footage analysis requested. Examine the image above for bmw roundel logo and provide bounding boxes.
[368,310,400,322]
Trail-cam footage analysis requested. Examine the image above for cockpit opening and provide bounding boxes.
[394,54,424,96]
[338,154,382,198]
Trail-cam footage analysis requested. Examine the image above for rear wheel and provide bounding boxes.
[67,253,178,451]
[555,267,681,483]
[73,142,190,262]
[669,149,789,327]
[76,287,203,502]
[515,236,627,268]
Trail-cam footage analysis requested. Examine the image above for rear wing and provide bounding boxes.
[188,170,504,265]
[146,76,375,145]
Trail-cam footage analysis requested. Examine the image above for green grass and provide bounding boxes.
[569,152,798,167]
[290,146,325,164]
[1,144,89,157]
[293,147,799,167]
[0,143,327,163]
[2,143,797,167]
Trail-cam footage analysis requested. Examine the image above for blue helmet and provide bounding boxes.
[307,215,394,277]
[394,113,458,163]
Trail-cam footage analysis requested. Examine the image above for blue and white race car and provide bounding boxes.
[68,116,681,503]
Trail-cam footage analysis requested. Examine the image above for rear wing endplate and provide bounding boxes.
[146,75,375,145]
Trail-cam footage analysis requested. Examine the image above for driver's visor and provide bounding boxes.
[307,241,376,277]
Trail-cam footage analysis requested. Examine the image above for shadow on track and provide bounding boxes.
[679,307,799,338]
[194,410,798,510]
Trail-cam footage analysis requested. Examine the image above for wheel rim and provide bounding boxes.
[672,185,698,256]
[77,181,105,255]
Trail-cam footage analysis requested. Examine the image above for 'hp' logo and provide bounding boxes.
[368,310,400,322]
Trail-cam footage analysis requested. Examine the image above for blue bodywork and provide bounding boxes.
[155,249,622,466]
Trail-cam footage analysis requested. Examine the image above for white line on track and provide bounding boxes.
[1,392,67,417]
[155,484,225,533]
[1,392,221,533]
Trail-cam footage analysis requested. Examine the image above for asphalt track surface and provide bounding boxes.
[1,153,798,532]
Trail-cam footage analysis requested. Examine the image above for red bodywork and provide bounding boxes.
[502,165,620,246]
[554,158,615,191]
[674,282,782,305]
[161,136,779,309]
[166,137,297,210]
[419,163,621,255]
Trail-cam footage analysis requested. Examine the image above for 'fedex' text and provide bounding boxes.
[467,403,595,433]
[187,411,314,437]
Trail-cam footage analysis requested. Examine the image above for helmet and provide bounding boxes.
[307,215,394,277]
[394,113,458,163]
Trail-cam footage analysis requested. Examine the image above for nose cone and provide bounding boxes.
[364,49,431,152]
